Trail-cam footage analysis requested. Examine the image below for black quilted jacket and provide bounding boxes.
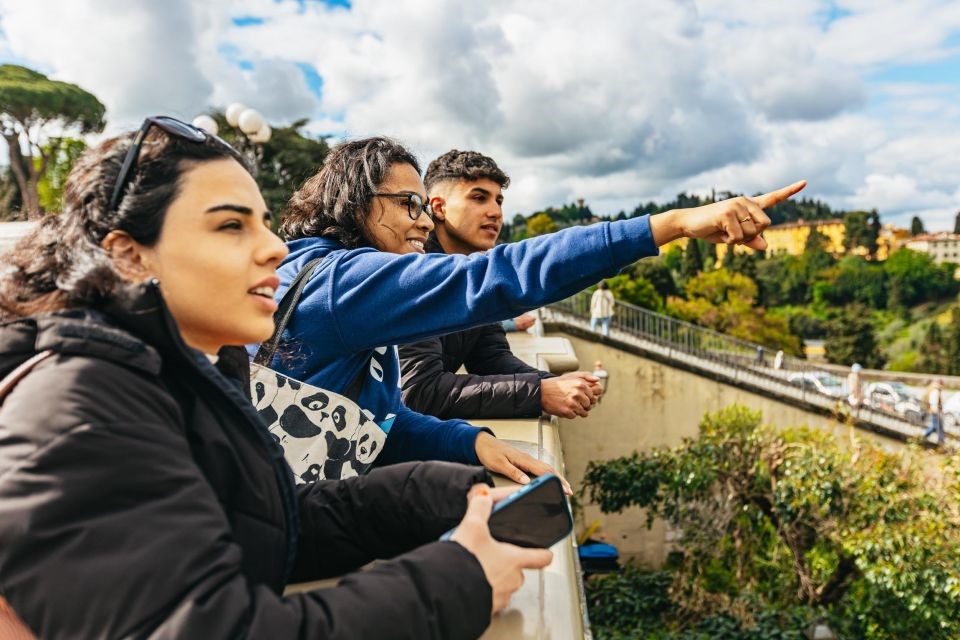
[0,283,492,639]
[399,236,555,420]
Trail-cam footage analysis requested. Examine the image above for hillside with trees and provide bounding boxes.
[503,194,959,374]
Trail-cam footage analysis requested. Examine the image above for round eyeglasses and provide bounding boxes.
[374,192,434,221]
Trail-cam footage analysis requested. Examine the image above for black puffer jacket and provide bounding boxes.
[399,236,555,420]
[0,283,492,639]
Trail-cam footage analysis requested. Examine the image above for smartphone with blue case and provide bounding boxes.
[441,474,574,548]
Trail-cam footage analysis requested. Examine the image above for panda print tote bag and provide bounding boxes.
[251,258,386,484]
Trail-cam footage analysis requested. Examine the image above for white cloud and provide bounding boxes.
[0,0,213,129]
[0,0,959,230]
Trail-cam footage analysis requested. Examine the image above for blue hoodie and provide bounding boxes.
[255,214,658,466]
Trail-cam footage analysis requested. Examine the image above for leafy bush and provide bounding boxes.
[582,405,960,639]
[607,274,663,311]
[667,270,802,354]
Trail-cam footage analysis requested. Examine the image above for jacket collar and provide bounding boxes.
[0,281,242,381]
[32,310,163,376]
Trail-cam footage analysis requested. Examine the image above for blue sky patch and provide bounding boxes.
[820,2,852,30]
[217,43,254,71]
[297,62,324,98]
[274,0,352,11]
[232,16,266,27]
[871,54,960,85]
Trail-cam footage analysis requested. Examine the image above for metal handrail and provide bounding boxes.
[542,291,955,443]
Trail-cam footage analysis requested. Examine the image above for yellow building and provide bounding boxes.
[713,218,846,260]
[876,224,911,261]
[760,218,846,256]
[660,218,909,263]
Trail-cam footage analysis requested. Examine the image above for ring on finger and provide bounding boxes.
[739,216,752,223]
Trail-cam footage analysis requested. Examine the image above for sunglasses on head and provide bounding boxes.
[107,115,236,214]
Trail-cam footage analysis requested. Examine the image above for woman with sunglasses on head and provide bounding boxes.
[268,137,804,485]
[0,118,551,639]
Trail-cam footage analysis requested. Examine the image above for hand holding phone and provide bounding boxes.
[442,474,574,548]
[447,484,556,615]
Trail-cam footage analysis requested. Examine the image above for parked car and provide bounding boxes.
[787,371,846,398]
[942,391,960,432]
[864,381,926,424]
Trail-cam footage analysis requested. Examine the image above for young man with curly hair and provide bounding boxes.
[398,150,604,420]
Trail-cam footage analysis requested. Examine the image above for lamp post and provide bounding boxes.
[193,103,272,175]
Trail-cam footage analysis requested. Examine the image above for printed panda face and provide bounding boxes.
[300,391,330,412]
[331,405,348,432]
[354,416,386,464]
[253,377,279,411]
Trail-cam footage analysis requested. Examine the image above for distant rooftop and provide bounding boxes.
[907,232,960,243]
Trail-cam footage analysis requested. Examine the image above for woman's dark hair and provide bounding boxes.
[0,127,248,320]
[598,281,608,290]
[280,136,420,247]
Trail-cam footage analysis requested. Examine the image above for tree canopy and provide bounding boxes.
[910,215,926,237]
[668,269,802,354]
[823,304,884,368]
[526,211,558,236]
[207,112,329,218]
[605,274,662,311]
[0,65,105,218]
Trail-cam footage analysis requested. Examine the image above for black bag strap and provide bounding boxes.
[252,258,368,402]
[254,258,324,366]
[0,350,55,406]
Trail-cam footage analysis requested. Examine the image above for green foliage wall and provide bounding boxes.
[582,405,960,639]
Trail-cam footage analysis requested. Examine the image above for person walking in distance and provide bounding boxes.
[847,363,863,409]
[922,379,946,446]
[590,281,615,336]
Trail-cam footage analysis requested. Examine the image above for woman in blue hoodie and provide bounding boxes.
[263,137,805,485]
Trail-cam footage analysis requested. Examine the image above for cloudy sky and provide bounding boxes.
[2,0,960,228]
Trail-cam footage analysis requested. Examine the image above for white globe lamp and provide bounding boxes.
[225,103,246,127]
[249,123,272,144]
[191,115,219,135]
[238,109,264,135]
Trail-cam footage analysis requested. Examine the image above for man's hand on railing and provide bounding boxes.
[649,180,807,250]
[541,371,603,419]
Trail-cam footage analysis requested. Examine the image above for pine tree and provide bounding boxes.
[722,245,736,270]
[946,307,960,375]
[824,304,885,368]
[682,239,704,281]
[911,216,926,237]
[702,241,717,271]
[917,320,946,373]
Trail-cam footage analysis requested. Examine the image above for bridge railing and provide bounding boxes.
[543,291,954,442]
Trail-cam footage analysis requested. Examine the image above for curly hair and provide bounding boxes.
[279,137,420,247]
[0,126,247,320]
[423,149,510,194]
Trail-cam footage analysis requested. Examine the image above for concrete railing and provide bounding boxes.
[480,326,590,640]
[287,327,592,639]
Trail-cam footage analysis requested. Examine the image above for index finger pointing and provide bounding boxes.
[753,180,807,209]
